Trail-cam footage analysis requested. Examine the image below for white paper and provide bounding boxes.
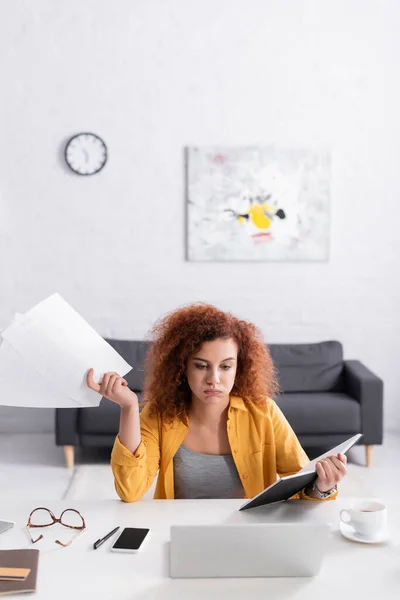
[0,339,85,408]
[0,293,132,408]
[297,433,363,473]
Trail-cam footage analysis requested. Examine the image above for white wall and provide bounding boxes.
[1,0,399,433]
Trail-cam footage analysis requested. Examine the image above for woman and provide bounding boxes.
[87,304,347,502]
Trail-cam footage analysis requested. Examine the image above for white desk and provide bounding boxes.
[1,498,399,600]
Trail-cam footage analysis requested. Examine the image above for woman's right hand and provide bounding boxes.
[86,368,139,409]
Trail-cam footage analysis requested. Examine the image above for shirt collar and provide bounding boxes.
[229,395,247,411]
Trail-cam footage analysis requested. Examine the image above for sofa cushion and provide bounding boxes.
[276,392,360,435]
[105,339,151,391]
[269,341,343,393]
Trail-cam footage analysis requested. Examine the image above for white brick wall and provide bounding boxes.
[0,0,399,432]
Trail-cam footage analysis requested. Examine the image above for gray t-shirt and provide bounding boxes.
[173,444,245,499]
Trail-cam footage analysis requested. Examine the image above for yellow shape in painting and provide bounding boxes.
[248,202,275,230]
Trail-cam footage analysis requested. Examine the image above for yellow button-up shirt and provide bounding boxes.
[111,396,338,503]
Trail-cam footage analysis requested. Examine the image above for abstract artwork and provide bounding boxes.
[186,146,331,261]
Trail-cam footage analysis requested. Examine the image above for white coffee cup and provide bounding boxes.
[340,501,387,538]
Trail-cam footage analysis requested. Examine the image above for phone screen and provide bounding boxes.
[112,528,150,550]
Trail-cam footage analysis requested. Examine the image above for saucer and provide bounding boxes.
[339,521,390,544]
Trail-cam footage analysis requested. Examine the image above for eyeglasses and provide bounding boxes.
[26,507,86,547]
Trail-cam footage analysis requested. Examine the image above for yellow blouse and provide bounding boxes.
[111,396,339,503]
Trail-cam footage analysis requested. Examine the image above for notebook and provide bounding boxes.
[0,550,39,596]
[239,433,363,511]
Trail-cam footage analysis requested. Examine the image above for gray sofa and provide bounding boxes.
[56,340,383,468]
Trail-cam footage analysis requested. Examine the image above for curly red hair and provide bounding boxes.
[143,303,279,423]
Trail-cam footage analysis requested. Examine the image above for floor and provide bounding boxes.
[0,432,399,502]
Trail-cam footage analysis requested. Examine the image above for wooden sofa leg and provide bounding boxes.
[64,446,75,469]
[365,445,373,467]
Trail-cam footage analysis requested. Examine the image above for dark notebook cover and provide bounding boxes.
[239,471,318,511]
[0,549,39,596]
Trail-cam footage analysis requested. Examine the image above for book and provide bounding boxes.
[239,433,363,511]
[0,550,39,596]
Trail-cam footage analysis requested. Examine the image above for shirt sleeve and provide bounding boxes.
[268,399,339,501]
[110,404,161,502]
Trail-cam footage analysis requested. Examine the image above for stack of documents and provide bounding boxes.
[0,294,132,408]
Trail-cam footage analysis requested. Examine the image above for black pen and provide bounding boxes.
[93,526,120,550]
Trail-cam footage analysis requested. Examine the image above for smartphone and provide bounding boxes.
[110,527,150,553]
[0,520,14,535]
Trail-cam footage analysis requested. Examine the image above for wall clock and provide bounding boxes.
[65,133,107,175]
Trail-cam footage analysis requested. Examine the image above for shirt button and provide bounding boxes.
[243,473,248,479]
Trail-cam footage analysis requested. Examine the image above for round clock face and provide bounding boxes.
[65,133,107,175]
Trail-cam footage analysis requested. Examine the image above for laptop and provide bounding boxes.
[170,522,331,578]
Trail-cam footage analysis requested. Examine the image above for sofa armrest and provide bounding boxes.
[343,360,383,445]
[55,408,79,446]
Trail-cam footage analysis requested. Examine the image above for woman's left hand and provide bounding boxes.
[315,452,347,492]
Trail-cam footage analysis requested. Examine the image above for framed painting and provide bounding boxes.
[186,146,331,261]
